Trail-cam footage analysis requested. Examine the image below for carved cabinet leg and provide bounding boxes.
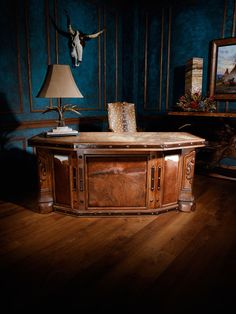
[179,149,196,212]
[36,148,53,213]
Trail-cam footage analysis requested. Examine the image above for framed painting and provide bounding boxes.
[209,37,236,100]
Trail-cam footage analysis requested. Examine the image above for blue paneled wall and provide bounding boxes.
[122,0,236,116]
[0,0,235,152]
[0,0,123,153]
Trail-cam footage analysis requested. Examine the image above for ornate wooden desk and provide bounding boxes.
[28,132,205,216]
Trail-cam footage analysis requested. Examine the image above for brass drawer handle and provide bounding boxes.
[79,167,84,191]
[73,167,77,191]
[151,166,155,191]
[158,166,161,190]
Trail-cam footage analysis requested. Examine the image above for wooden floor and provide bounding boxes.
[1,174,236,313]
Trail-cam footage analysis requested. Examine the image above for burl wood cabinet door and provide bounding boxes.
[161,153,180,207]
[53,154,72,206]
[86,156,148,209]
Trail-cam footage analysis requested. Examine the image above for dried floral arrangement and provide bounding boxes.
[176,90,217,112]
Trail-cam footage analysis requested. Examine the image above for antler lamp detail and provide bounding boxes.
[37,64,83,136]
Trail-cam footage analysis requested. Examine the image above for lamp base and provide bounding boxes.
[46,126,79,137]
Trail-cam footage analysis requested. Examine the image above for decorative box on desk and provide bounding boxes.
[28,132,205,216]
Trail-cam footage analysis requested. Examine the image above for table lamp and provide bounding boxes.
[37,64,83,136]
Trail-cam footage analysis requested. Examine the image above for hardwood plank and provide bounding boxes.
[0,174,236,312]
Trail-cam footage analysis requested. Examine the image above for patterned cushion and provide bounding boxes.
[107,102,137,132]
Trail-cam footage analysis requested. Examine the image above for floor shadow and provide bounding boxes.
[0,92,39,210]
[0,148,39,208]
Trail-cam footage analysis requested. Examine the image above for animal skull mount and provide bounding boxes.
[51,10,105,67]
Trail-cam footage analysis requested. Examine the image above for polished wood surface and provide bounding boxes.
[87,156,147,207]
[28,131,205,149]
[168,111,236,117]
[28,132,205,215]
[1,175,236,312]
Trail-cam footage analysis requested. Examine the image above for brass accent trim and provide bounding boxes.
[29,142,204,151]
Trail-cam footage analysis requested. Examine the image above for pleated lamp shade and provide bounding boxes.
[37,64,83,98]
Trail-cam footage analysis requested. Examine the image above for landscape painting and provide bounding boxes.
[209,37,236,100]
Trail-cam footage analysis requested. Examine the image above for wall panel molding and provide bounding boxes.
[25,0,50,113]
[16,2,23,114]
[0,116,106,131]
[115,12,119,101]
[53,1,105,111]
[222,0,227,37]
[159,8,164,112]
[98,6,103,109]
[103,5,120,105]
[143,9,165,112]
[143,13,148,108]
[103,7,107,107]
[232,0,236,36]
[165,6,171,111]
[0,1,23,114]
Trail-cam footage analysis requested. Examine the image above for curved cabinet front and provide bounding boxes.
[28,132,205,216]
